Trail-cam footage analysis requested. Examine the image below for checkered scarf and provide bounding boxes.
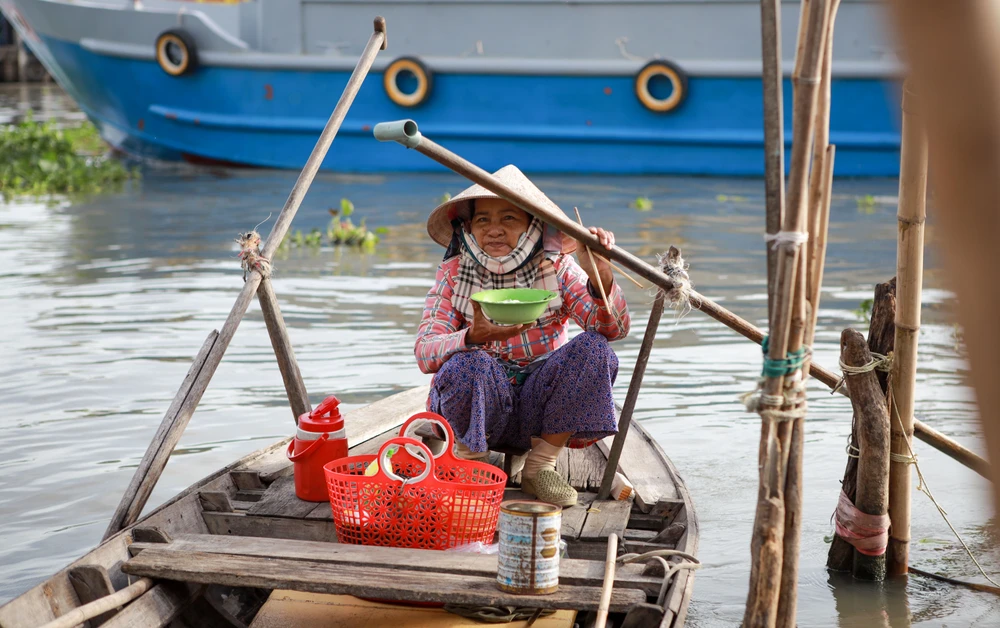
[452,218,562,322]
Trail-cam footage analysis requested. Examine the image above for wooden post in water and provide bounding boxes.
[887,83,927,576]
[828,278,895,571]
[760,0,784,322]
[841,329,890,581]
[778,3,839,623]
[745,0,830,623]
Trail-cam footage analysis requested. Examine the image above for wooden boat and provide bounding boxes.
[0,26,701,627]
[0,386,698,628]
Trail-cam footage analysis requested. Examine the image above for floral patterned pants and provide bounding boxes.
[427,332,620,452]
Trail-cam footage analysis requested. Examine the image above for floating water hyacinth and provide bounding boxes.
[0,116,139,199]
[630,196,653,211]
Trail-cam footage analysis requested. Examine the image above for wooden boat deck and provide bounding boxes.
[0,386,698,628]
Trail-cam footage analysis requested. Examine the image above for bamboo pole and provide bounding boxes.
[574,207,621,327]
[594,533,618,628]
[841,329,890,581]
[778,0,839,619]
[103,18,388,539]
[370,121,991,480]
[882,0,1000,501]
[745,0,830,623]
[887,83,927,576]
[257,279,311,422]
[597,284,667,500]
[760,0,785,323]
[38,578,154,628]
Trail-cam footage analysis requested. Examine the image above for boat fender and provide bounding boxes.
[384,57,433,108]
[155,29,199,77]
[635,60,687,113]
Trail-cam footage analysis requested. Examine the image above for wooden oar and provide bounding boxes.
[37,578,153,628]
[372,119,993,481]
[102,17,389,541]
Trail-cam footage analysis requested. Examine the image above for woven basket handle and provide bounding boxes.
[376,437,435,484]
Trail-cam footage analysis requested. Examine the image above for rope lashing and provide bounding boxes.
[760,335,812,378]
[832,351,893,395]
[764,230,809,250]
[886,389,1000,587]
[834,490,890,556]
[834,352,999,586]
[656,247,696,318]
[236,230,272,281]
[617,549,701,608]
[741,374,808,420]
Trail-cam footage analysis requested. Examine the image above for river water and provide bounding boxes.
[0,85,997,626]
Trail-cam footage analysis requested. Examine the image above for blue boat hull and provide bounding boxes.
[34,30,900,175]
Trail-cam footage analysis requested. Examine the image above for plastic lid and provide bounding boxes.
[298,396,344,433]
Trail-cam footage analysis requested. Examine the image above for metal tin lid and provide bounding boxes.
[500,500,562,516]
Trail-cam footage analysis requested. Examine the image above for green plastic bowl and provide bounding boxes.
[470,288,559,325]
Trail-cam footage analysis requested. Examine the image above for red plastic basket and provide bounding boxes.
[324,412,507,550]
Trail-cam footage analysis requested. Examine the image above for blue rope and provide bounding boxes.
[760,335,809,378]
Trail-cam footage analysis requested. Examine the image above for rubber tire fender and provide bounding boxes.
[155,28,198,77]
[383,56,433,108]
[634,60,688,113]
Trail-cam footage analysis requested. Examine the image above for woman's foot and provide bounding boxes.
[521,469,578,507]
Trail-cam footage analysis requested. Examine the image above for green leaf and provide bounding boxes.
[340,198,355,217]
[630,196,653,211]
[856,195,877,214]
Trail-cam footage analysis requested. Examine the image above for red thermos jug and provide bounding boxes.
[286,396,348,501]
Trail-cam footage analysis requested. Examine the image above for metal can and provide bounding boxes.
[496,500,562,594]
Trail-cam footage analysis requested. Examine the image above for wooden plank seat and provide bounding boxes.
[123,535,649,613]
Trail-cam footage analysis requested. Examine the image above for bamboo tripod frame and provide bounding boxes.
[102,18,389,540]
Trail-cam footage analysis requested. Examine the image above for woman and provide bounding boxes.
[415,165,630,507]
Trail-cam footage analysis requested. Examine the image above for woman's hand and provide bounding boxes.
[466,301,532,345]
[575,226,615,293]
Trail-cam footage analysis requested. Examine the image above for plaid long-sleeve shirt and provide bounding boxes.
[415,254,630,374]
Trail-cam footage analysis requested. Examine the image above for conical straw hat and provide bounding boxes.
[426,165,577,254]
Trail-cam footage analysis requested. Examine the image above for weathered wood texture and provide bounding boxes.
[0,387,423,628]
[203,512,338,542]
[580,498,633,541]
[828,279,896,572]
[597,428,678,513]
[558,492,598,540]
[67,566,117,627]
[98,583,202,628]
[123,549,645,612]
[257,278,311,422]
[248,476,318,518]
[842,329,890,581]
[888,83,927,577]
[36,578,153,628]
[127,533,663,596]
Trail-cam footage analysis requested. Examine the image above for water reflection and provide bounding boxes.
[828,571,910,628]
[0,86,998,626]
